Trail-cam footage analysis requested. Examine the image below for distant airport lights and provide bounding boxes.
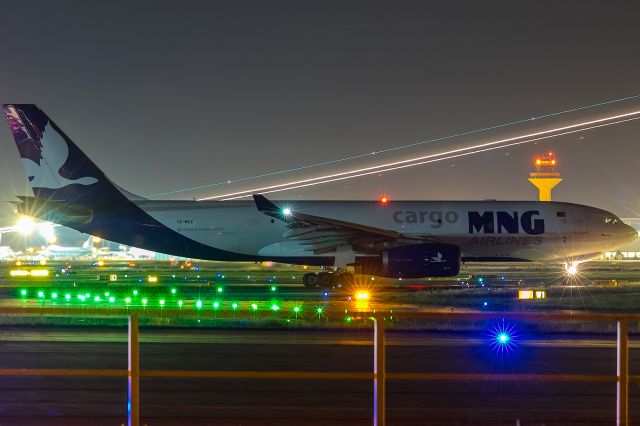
[19,287,337,317]
[518,290,546,300]
[9,269,49,277]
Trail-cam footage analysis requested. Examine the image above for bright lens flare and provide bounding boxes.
[355,291,370,300]
[565,262,579,276]
[15,217,36,235]
[489,319,517,354]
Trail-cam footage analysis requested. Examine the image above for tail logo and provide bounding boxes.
[4,105,98,189]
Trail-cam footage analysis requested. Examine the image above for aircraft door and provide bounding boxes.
[572,209,587,234]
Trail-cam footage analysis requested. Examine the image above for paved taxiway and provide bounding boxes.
[0,327,637,425]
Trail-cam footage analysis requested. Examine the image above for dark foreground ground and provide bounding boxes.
[0,327,637,425]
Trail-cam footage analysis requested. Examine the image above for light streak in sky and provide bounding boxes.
[197,110,640,201]
[147,93,640,198]
[221,116,640,199]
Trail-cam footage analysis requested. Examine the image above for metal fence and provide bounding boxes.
[0,307,637,426]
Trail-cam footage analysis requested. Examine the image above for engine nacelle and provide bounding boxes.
[356,243,461,278]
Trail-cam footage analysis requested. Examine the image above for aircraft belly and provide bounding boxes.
[258,241,323,257]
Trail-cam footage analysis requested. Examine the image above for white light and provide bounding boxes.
[15,217,36,235]
[565,262,579,276]
[283,208,292,216]
[197,112,640,201]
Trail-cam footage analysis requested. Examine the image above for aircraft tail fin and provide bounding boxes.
[1,104,144,205]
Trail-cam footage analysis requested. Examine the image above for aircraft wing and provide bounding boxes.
[253,194,437,254]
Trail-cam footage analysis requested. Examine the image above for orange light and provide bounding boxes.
[551,160,556,165]
[379,195,389,205]
[518,290,534,300]
[356,291,370,300]
[535,159,541,165]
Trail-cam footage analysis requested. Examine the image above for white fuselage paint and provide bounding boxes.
[136,199,637,263]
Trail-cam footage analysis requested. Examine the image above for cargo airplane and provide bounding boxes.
[2,104,637,287]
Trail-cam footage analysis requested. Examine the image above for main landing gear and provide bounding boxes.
[302,271,354,288]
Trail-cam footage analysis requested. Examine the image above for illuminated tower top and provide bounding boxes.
[532,151,559,175]
[528,151,562,201]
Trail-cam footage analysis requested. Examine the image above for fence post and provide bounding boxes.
[373,313,386,426]
[617,320,628,426]
[128,315,140,426]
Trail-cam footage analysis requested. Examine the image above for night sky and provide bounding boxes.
[1,0,639,236]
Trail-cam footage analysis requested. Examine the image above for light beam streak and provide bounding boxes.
[146,93,640,198]
[222,116,640,199]
[198,110,640,201]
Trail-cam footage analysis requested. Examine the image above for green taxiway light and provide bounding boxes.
[293,306,301,313]
[20,289,27,296]
[171,288,177,294]
[178,300,183,307]
[51,293,58,299]
[125,297,132,304]
[213,301,220,309]
[232,303,238,309]
[316,307,323,313]
[104,292,110,297]
[109,296,115,303]
[271,304,280,311]
[196,300,203,309]
[65,294,71,300]
[345,316,353,323]
[85,293,90,298]
[271,286,277,292]
[159,299,165,306]
[217,287,223,293]
[94,296,101,302]
[133,290,139,296]
[37,291,44,298]
[251,303,258,311]
[142,298,148,305]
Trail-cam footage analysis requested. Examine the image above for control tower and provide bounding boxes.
[528,151,562,201]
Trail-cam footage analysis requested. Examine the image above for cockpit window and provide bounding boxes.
[605,217,620,224]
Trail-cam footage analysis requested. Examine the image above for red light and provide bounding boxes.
[548,151,553,156]
[379,195,389,205]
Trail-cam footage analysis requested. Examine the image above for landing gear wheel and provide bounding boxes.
[337,272,354,287]
[317,272,333,288]
[303,273,318,288]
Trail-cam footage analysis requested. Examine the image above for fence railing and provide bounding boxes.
[0,306,638,426]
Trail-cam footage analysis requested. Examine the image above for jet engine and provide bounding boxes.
[356,243,461,278]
